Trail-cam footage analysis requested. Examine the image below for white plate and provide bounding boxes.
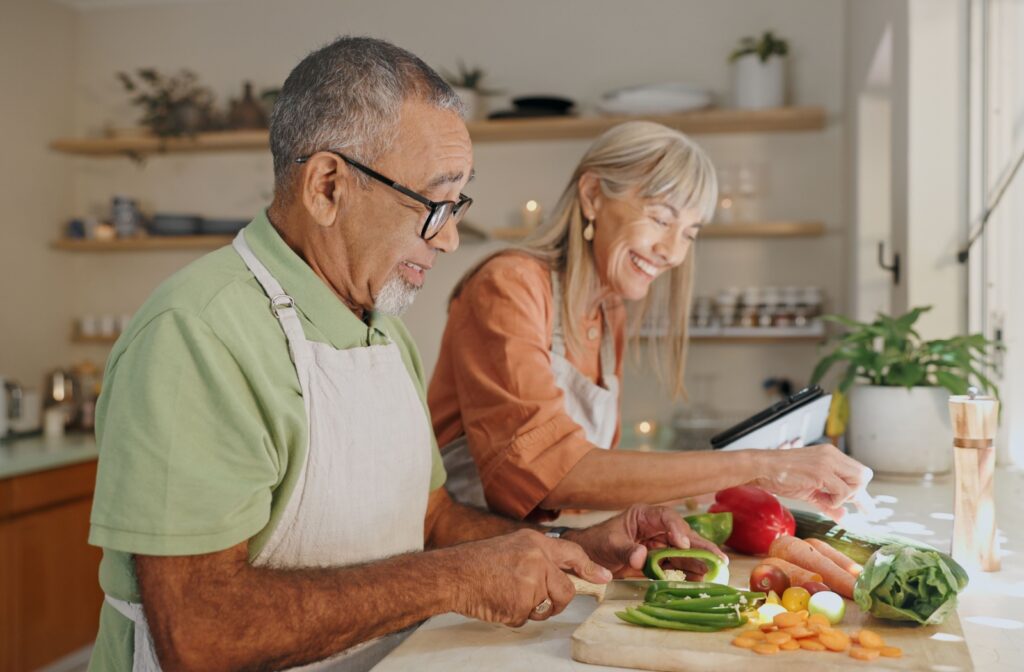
[597,83,712,115]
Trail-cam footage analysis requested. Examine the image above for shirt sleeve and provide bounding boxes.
[446,258,595,519]
[89,309,283,556]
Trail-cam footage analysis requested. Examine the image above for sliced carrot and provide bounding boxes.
[780,639,801,651]
[857,629,885,649]
[765,631,792,645]
[819,629,851,652]
[799,638,827,651]
[768,536,855,598]
[783,626,817,639]
[850,646,881,661]
[760,557,824,587]
[732,637,758,649]
[742,628,766,640]
[753,643,780,655]
[807,613,831,629]
[759,623,778,633]
[806,538,863,576]
[880,646,903,658]
[773,611,803,628]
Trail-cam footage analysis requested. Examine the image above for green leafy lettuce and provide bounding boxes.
[853,544,969,625]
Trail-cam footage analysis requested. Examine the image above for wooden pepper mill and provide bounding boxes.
[949,387,1000,572]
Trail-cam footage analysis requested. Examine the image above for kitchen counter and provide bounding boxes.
[0,433,98,480]
[375,465,1024,672]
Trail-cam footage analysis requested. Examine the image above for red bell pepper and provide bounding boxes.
[707,485,795,555]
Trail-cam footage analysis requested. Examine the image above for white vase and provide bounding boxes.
[451,86,482,121]
[848,385,952,477]
[732,54,785,109]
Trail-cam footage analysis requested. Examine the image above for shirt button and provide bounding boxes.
[587,327,599,340]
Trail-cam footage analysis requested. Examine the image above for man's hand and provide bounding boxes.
[752,443,873,519]
[566,504,728,579]
[449,529,611,627]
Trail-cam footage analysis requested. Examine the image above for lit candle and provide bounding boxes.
[521,200,542,230]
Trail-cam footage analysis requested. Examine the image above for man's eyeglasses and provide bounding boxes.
[295,149,472,241]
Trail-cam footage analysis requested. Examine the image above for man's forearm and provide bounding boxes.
[424,487,537,549]
[138,542,467,672]
[540,448,766,511]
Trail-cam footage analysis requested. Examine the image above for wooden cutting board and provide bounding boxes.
[571,555,973,672]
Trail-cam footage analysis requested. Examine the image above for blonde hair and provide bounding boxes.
[453,121,717,398]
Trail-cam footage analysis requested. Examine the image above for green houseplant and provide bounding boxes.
[117,68,216,137]
[440,61,500,120]
[730,31,789,109]
[811,306,1001,476]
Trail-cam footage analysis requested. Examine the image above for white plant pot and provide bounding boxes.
[848,385,952,477]
[732,54,785,109]
[451,86,483,121]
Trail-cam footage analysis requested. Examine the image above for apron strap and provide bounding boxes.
[549,270,616,385]
[105,595,163,671]
[232,230,313,382]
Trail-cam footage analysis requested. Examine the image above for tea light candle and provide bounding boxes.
[521,200,542,230]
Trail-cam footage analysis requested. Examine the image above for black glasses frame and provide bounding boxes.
[295,149,472,240]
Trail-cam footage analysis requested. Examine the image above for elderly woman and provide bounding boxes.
[428,121,870,522]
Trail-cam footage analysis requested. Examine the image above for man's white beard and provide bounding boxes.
[374,269,419,316]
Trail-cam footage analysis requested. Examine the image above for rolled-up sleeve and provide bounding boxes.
[441,257,597,519]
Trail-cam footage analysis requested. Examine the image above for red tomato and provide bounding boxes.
[750,564,790,594]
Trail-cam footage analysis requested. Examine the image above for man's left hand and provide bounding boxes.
[566,504,728,579]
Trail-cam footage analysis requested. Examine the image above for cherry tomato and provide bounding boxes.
[781,586,811,612]
[801,581,831,595]
[750,564,790,595]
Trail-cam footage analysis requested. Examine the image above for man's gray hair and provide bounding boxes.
[269,36,463,199]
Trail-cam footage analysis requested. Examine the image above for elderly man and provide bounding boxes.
[87,37,721,672]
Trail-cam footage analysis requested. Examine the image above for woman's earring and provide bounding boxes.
[583,219,595,242]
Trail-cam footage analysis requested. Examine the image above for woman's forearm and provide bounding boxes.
[540,448,767,510]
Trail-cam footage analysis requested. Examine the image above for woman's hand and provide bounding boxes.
[751,443,873,519]
[566,504,728,579]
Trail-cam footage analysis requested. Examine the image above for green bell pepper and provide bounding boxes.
[684,512,733,546]
[643,548,730,585]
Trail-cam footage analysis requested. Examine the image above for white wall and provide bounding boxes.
[34,0,847,427]
[0,0,76,387]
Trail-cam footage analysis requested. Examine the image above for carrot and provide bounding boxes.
[768,536,855,598]
[760,557,823,588]
[806,538,863,577]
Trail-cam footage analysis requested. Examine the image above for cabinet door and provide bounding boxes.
[0,481,103,671]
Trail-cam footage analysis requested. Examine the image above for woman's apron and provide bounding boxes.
[104,230,434,671]
[442,270,619,509]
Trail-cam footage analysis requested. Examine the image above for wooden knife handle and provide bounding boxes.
[569,574,606,600]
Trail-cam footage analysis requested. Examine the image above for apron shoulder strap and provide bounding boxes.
[232,230,313,377]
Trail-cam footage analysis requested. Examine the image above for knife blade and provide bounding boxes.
[569,575,651,602]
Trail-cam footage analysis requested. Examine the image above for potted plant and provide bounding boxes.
[440,61,500,120]
[729,31,788,109]
[810,306,1001,476]
[117,68,216,137]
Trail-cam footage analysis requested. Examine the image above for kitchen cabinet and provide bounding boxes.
[0,460,103,672]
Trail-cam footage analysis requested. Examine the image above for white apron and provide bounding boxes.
[104,229,434,671]
[442,270,619,510]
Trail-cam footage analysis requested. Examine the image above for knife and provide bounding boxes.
[569,575,651,602]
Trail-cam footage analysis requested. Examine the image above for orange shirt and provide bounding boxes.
[428,251,626,520]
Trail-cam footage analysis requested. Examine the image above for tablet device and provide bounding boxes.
[710,385,831,451]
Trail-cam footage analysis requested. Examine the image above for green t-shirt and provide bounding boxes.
[87,211,446,670]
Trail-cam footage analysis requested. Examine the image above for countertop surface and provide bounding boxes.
[376,465,1024,672]
[0,433,98,480]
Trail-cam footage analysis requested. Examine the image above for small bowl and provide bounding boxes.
[200,218,248,235]
[148,214,201,236]
[512,95,575,115]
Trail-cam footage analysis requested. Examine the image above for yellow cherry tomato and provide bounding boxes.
[781,586,811,612]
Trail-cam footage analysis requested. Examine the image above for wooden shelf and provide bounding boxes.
[50,107,827,157]
[700,221,825,238]
[689,335,824,344]
[71,333,118,345]
[52,236,232,251]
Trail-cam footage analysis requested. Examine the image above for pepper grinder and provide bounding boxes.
[949,387,1000,572]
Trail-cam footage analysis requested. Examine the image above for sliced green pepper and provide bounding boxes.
[684,512,733,546]
[643,548,730,585]
[637,604,745,626]
[644,580,737,602]
[615,608,726,632]
[653,592,765,612]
